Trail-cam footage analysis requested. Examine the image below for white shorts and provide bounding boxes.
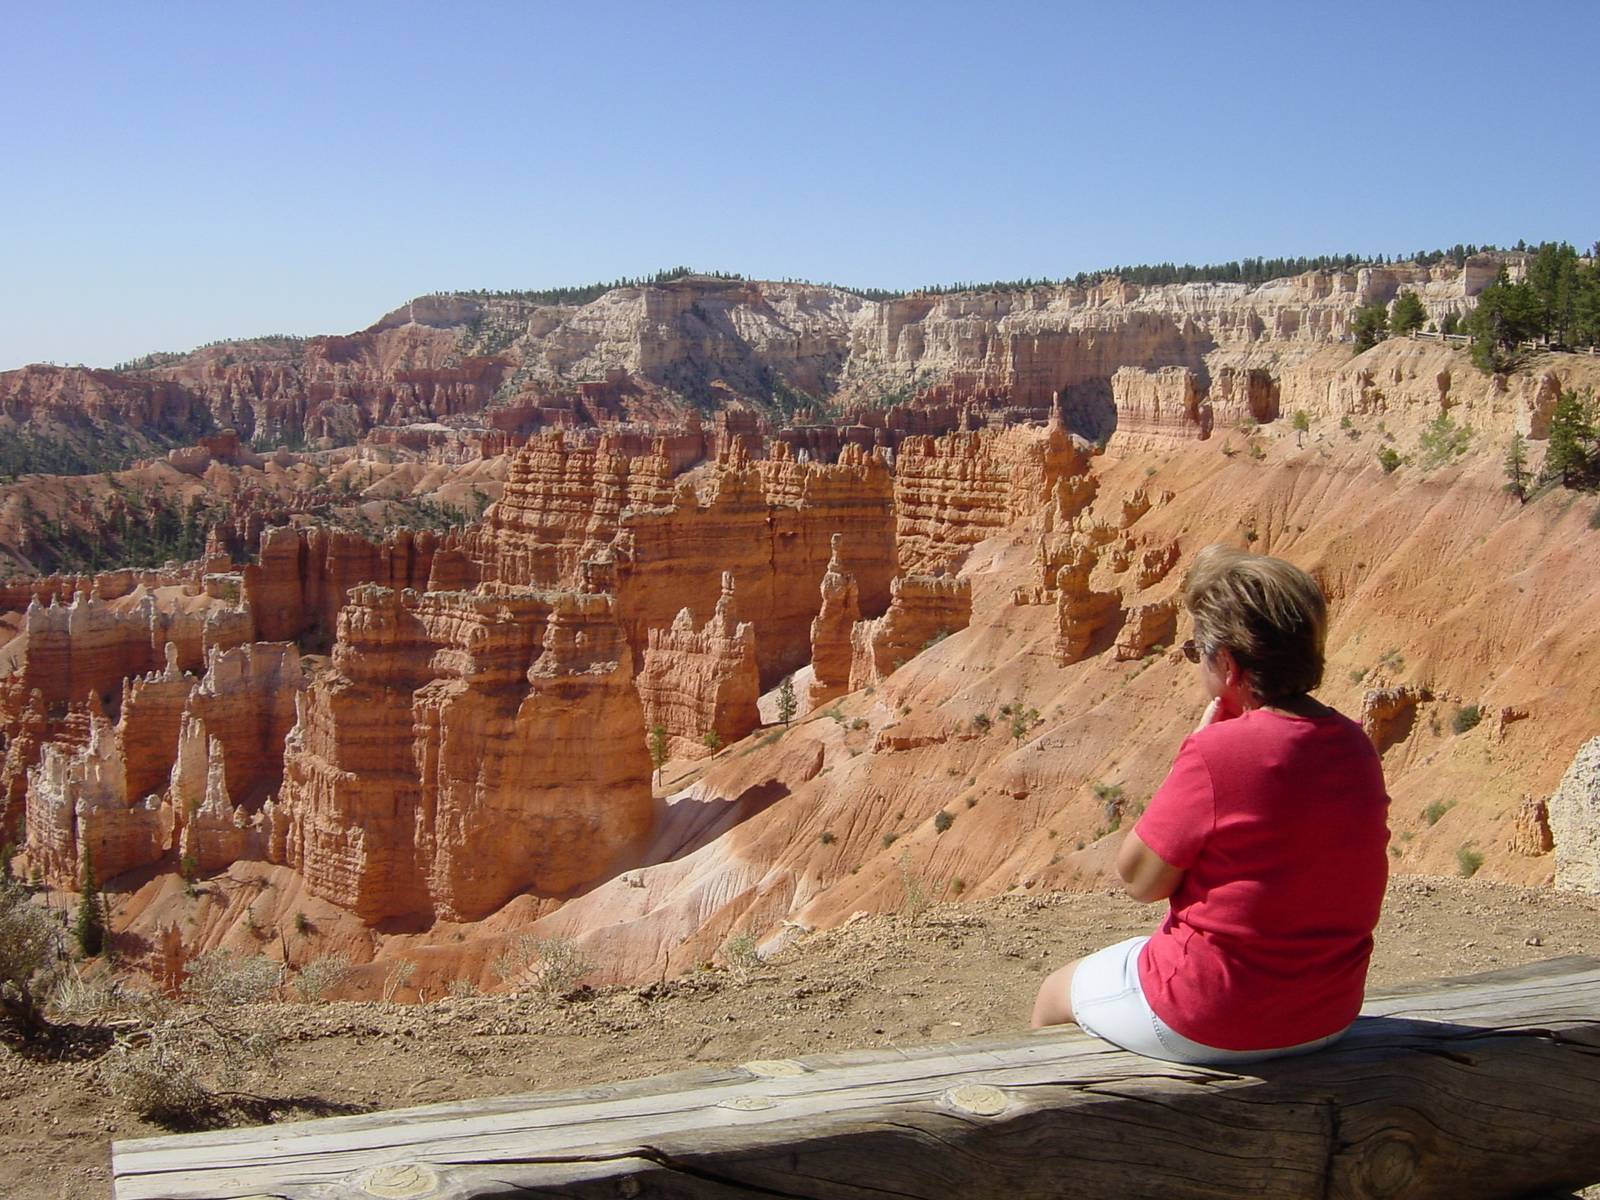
[1068,936,1348,1066]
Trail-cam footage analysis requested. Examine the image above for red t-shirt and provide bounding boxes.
[1133,707,1390,1050]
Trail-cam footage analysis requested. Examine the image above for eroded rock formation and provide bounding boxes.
[26,716,169,888]
[1550,736,1600,893]
[637,573,761,759]
[275,585,653,922]
[1046,544,1122,665]
[244,525,443,648]
[469,433,897,682]
[1360,686,1431,756]
[1110,367,1212,444]
[893,422,1088,573]
[1114,600,1178,662]
[808,535,861,709]
[849,574,972,691]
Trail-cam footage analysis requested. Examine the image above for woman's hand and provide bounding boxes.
[1196,697,1233,733]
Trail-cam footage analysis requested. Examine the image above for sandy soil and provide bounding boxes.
[4,875,1600,1200]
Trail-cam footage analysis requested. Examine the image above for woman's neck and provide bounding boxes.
[1257,693,1333,720]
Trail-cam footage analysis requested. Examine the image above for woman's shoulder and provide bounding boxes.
[1194,705,1370,751]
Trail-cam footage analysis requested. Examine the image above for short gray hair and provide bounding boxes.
[1184,544,1327,703]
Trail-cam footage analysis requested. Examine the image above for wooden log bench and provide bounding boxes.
[112,956,1600,1200]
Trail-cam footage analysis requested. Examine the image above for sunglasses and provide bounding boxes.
[1181,639,1201,663]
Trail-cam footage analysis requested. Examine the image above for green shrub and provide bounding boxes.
[1416,412,1472,469]
[1451,704,1483,735]
[1376,446,1403,474]
[1009,706,1040,742]
[1423,800,1456,826]
[880,832,899,849]
[723,932,760,976]
[933,809,954,833]
[291,956,351,1003]
[971,712,992,732]
[819,830,836,845]
[702,730,723,751]
[75,851,107,959]
[1456,846,1484,878]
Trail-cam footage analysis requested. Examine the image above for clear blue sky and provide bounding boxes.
[2,0,1595,371]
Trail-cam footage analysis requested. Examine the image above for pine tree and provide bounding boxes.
[1545,389,1594,488]
[1390,291,1427,336]
[1527,242,1580,345]
[75,848,107,958]
[1469,268,1544,372]
[777,677,797,729]
[1352,303,1388,353]
[1503,432,1529,502]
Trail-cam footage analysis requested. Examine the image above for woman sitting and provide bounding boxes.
[1031,544,1390,1065]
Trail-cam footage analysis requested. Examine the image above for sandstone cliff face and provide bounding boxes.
[116,645,195,805]
[183,642,303,809]
[174,721,266,874]
[149,326,510,447]
[0,365,213,440]
[1109,367,1211,445]
[470,434,897,684]
[9,588,254,710]
[276,585,652,922]
[464,431,676,589]
[243,525,442,649]
[893,422,1088,573]
[491,279,862,403]
[848,574,973,691]
[1360,686,1430,756]
[0,325,509,450]
[637,574,761,760]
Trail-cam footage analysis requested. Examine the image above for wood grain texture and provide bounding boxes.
[112,957,1600,1200]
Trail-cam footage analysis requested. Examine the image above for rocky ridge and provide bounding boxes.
[0,266,1598,1000]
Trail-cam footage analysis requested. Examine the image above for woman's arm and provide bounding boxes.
[1116,828,1183,903]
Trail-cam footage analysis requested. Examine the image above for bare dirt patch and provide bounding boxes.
[5,875,1600,1200]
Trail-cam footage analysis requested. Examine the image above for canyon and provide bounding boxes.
[2,259,1599,1001]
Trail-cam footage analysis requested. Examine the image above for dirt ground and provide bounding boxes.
[6,874,1600,1200]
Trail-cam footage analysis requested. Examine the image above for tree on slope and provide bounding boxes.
[1545,389,1595,488]
[1352,303,1388,353]
[1391,290,1427,336]
[777,676,797,729]
[1503,432,1529,502]
[1469,268,1543,372]
[1527,242,1581,346]
[75,848,107,958]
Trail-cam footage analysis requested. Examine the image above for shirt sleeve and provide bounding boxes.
[1134,734,1215,870]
